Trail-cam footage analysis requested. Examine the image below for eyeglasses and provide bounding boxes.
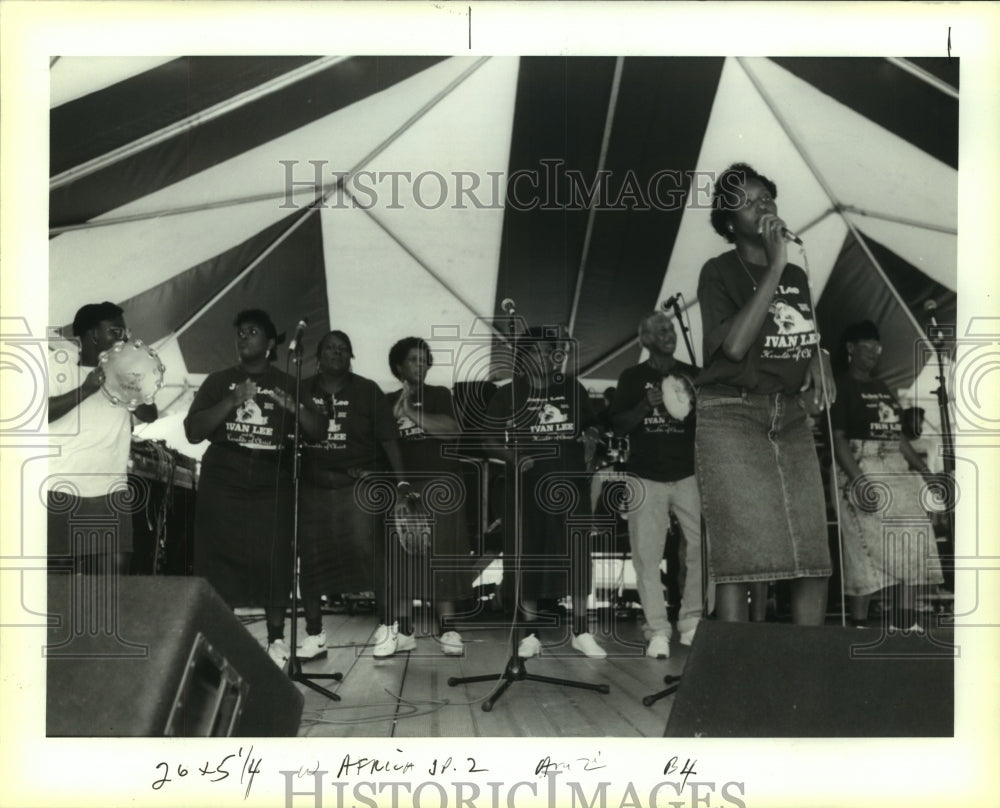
[236,327,262,340]
[107,326,131,341]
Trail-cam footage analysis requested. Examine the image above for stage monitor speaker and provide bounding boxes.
[46,575,304,737]
[665,621,953,737]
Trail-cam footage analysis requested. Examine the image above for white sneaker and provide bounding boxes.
[373,622,416,657]
[396,631,417,652]
[296,630,327,660]
[889,622,926,635]
[373,622,398,657]
[267,638,289,669]
[571,632,607,659]
[518,632,541,658]
[438,631,464,656]
[642,624,673,643]
[679,628,696,647]
[646,634,671,659]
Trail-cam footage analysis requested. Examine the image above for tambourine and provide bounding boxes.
[99,339,165,411]
[660,373,695,421]
[390,496,432,556]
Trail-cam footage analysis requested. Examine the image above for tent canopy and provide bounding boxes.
[49,55,958,451]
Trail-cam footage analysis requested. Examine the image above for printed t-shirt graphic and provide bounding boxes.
[526,392,576,439]
[224,382,285,449]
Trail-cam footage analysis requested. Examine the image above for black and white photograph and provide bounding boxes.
[1,2,998,807]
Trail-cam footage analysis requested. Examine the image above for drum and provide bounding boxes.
[661,373,695,422]
[99,339,165,411]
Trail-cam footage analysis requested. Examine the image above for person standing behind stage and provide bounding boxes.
[387,336,473,656]
[485,326,607,658]
[695,162,835,625]
[830,320,943,630]
[295,330,412,661]
[611,310,712,657]
[184,309,327,669]
[48,302,158,575]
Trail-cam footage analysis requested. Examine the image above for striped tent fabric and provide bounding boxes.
[49,56,957,454]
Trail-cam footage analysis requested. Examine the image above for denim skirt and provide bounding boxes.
[695,385,831,583]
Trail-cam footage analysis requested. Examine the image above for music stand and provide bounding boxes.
[447,310,610,711]
[286,338,343,701]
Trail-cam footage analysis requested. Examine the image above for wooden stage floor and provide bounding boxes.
[241,608,684,738]
[239,603,955,738]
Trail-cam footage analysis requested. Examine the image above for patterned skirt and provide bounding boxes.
[834,440,943,596]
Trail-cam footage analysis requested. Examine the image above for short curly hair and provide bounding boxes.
[71,301,124,337]
[709,162,778,243]
[388,336,433,379]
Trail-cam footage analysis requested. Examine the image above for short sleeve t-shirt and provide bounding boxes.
[611,359,697,482]
[387,384,458,472]
[301,373,398,479]
[485,376,596,468]
[186,365,296,452]
[831,375,904,441]
[697,251,821,394]
[48,344,133,497]
[184,364,298,485]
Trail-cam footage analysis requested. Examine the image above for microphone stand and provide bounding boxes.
[926,318,956,577]
[287,338,343,700]
[666,295,696,366]
[448,303,609,711]
[927,323,955,479]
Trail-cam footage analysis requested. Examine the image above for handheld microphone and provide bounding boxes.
[288,318,308,352]
[781,227,804,246]
[757,224,804,245]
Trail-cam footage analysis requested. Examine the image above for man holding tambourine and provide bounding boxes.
[47,301,160,575]
[611,310,711,659]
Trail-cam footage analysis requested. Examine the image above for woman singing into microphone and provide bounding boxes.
[695,163,835,625]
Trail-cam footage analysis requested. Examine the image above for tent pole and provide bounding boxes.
[736,57,937,352]
[49,188,317,237]
[885,57,959,99]
[566,56,625,341]
[315,56,492,207]
[155,207,317,349]
[837,205,957,236]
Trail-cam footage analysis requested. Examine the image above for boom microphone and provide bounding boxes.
[288,318,308,352]
[923,299,939,328]
[661,293,682,309]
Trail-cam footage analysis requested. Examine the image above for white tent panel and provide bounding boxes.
[321,204,500,391]
[48,197,294,327]
[844,214,957,290]
[747,57,957,289]
[696,58,835,236]
[364,55,518,298]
